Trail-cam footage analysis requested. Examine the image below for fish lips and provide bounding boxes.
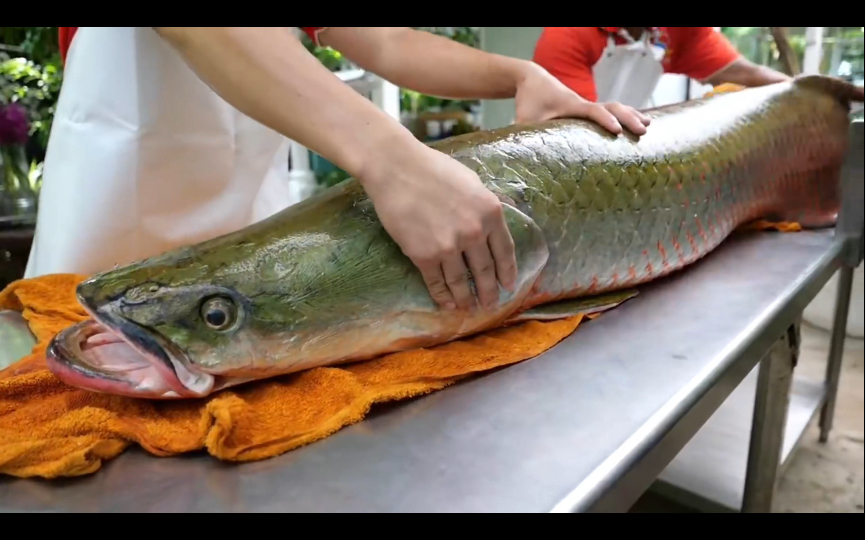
[47,319,140,391]
[46,302,212,399]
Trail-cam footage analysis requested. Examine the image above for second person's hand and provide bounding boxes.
[360,138,517,312]
[513,61,652,134]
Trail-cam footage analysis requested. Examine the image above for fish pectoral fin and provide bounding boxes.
[504,289,639,324]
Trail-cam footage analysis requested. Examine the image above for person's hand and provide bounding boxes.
[513,62,651,135]
[361,141,517,312]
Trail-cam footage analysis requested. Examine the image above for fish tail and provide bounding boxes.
[793,73,865,108]
[758,74,860,230]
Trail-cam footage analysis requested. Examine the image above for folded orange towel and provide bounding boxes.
[0,273,588,478]
[0,221,800,479]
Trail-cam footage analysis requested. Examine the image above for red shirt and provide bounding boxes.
[58,27,78,62]
[58,27,327,64]
[532,27,741,102]
[300,27,327,46]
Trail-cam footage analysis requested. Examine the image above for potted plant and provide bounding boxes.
[0,100,37,217]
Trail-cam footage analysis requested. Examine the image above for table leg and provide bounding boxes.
[741,329,796,513]
[818,264,855,444]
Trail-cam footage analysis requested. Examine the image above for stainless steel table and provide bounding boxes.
[0,122,861,514]
[0,229,852,513]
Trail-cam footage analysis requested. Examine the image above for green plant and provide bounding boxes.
[298,32,353,72]
[401,28,480,113]
[0,27,63,162]
[300,27,482,116]
[317,168,351,189]
[0,54,62,153]
[0,27,60,67]
[414,27,480,48]
[721,27,865,78]
[0,101,40,214]
[302,27,482,187]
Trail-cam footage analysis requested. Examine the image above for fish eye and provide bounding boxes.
[200,296,237,331]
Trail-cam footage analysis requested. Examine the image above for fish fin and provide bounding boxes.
[794,74,865,107]
[505,289,638,324]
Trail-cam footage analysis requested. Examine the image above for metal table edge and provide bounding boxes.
[548,236,846,513]
[780,389,827,474]
[648,375,828,512]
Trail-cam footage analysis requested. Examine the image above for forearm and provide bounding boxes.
[321,27,532,100]
[152,27,423,183]
[706,58,790,87]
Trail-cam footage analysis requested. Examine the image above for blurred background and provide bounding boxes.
[0,27,864,290]
[1,27,863,199]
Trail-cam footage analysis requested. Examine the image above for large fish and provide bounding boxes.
[46,75,863,399]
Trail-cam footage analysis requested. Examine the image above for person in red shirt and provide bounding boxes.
[36,27,649,312]
[533,27,789,106]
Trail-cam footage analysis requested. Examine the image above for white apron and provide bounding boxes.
[24,27,295,278]
[591,28,666,108]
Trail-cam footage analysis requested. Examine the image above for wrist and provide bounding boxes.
[351,122,430,192]
[489,56,536,98]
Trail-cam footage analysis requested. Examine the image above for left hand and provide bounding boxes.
[514,62,651,136]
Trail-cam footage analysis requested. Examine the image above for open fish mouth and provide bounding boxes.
[46,310,215,399]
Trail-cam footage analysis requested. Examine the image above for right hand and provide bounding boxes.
[513,61,651,135]
[361,142,517,312]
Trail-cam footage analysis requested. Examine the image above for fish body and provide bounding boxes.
[46,75,863,399]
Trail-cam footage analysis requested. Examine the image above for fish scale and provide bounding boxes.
[445,76,853,303]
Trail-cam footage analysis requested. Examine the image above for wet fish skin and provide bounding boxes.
[46,75,863,399]
[442,74,855,303]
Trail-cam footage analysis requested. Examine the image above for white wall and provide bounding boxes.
[479,27,544,129]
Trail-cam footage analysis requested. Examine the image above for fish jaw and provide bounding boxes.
[45,302,216,400]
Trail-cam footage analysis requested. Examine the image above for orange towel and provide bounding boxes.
[0,220,800,479]
[0,274,589,479]
[703,83,746,98]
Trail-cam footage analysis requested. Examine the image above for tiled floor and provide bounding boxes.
[630,323,865,513]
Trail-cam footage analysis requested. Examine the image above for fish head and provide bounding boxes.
[45,183,550,400]
[45,246,262,399]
